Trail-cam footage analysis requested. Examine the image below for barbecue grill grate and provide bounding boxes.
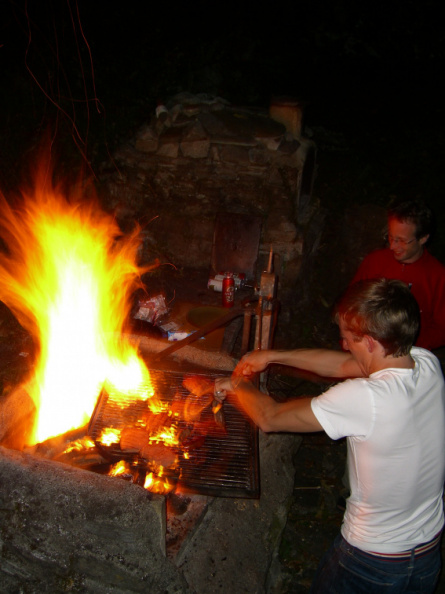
[87,368,259,498]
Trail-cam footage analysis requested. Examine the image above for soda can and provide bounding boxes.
[216,272,246,289]
[222,272,235,308]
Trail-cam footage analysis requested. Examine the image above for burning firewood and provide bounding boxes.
[120,426,177,469]
[119,401,179,462]
[88,371,230,490]
[140,442,177,468]
[119,426,150,453]
[141,410,171,434]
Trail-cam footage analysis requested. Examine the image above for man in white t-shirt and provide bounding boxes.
[215,278,445,593]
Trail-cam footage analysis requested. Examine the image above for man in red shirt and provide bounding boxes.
[352,200,445,351]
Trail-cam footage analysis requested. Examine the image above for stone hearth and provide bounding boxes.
[98,93,318,310]
[0,336,302,593]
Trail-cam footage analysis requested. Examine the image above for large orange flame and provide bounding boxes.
[0,163,154,445]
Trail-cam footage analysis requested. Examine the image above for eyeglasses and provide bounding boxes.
[387,234,416,247]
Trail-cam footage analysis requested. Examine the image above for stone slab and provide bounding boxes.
[0,446,187,593]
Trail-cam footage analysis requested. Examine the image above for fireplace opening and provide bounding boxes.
[20,361,259,502]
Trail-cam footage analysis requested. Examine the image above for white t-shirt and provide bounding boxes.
[311,347,445,553]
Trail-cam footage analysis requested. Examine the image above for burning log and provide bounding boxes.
[120,427,178,468]
[120,426,151,452]
[83,369,239,494]
[23,425,109,469]
[140,442,177,468]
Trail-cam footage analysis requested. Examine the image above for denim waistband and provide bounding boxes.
[364,532,441,561]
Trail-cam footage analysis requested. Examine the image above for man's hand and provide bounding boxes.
[214,373,255,402]
[235,350,273,377]
[214,376,232,402]
[214,351,272,403]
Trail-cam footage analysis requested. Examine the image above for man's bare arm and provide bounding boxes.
[235,348,364,379]
[218,378,323,434]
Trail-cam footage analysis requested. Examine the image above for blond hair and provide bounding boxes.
[335,279,420,356]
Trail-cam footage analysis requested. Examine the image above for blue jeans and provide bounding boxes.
[310,533,441,593]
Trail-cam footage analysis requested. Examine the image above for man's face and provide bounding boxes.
[387,217,428,264]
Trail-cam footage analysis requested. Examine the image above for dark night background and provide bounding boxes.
[1,0,444,248]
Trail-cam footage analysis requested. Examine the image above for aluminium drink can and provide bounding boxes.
[222,272,235,308]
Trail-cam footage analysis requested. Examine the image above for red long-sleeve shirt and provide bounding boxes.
[352,248,445,350]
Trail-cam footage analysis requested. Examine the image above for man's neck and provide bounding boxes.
[370,353,415,374]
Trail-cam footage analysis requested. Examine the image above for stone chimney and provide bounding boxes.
[269,96,304,139]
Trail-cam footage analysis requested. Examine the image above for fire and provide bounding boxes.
[98,427,122,446]
[144,471,175,494]
[149,425,178,446]
[0,162,155,445]
[109,460,132,477]
[63,436,96,453]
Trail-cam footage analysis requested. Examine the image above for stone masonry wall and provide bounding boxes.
[99,93,317,303]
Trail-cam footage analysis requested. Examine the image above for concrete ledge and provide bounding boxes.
[176,432,302,593]
[0,446,187,593]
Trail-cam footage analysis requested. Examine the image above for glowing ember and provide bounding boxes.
[63,436,96,454]
[109,460,132,477]
[98,428,122,446]
[0,162,156,445]
[149,426,178,445]
[144,471,175,494]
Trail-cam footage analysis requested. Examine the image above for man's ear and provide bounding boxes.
[419,234,430,246]
[365,335,375,353]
